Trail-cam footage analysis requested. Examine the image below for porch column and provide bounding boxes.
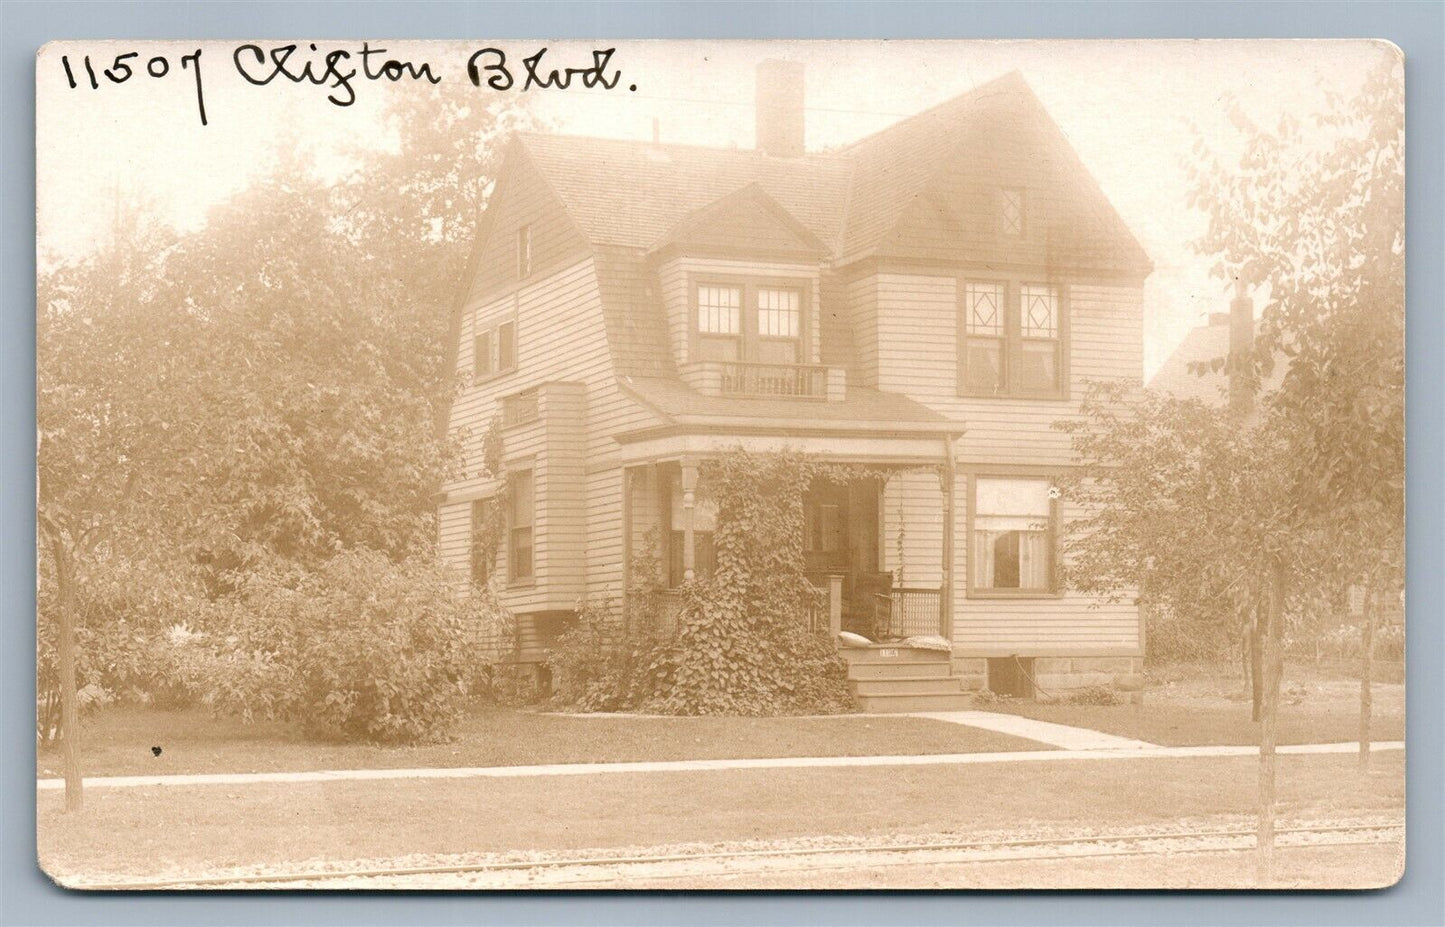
[680,459,698,582]
[828,573,844,638]
[940,437,957,640]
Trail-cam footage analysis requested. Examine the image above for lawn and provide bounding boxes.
[991,665,1405,747]
[37,706,1047,779]
[38,751,1404,884]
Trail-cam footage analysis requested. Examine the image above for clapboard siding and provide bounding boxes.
[441,255,661,614]
[867,274,1143,466]
[467,144,591,306]
[881,469,1141,656]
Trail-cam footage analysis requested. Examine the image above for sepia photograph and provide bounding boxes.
[35,38,1404,890]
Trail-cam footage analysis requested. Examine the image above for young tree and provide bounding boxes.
[1188,56,1405,772]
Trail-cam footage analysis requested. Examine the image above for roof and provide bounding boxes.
[1149,318,1235,403]
[518,133,853,253]
[619,376,958,435]
[515,70,1150,273]
[1149,315,1284,403]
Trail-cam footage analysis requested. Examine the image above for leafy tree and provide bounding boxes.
[38,86,533,804]
[1065,52,1404,879]
[1188,55,1404,773]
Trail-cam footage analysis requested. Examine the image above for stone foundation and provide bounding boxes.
[956,654,1145,702]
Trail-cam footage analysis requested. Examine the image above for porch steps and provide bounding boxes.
[840,646,973,712]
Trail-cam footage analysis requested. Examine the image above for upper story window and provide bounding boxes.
[1000,188,1025,238]
[969,477,1057,596]
[958,280,1066,398]
[517,225,532,279]
[474,316,517,382]
[693,278,805,365]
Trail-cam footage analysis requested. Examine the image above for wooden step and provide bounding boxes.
[840,646,954,665]
[855,691,976,713]
[847,660,952,680]
[851,676,965,697]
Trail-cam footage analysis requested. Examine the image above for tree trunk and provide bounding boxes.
[1255,558,1286,883]
[1250,603,1264,722]
[1359,580,1377,771]
[51,537,84,812]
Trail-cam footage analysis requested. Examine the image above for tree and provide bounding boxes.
[1187,55,1405,773]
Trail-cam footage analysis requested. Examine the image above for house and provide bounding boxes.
[438,62,1154,704]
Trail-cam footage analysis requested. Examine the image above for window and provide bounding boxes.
[508,469,534,582]
[501,387,539,428]
[473,316,518,381]
[970,477,1056,594]
[756,287,801,364]
[693,279,806,366]
[957,281,1066,397]
[697,284,742,361]
[1019,284,1060,391]
[470,497,498,586]
[1000,188,1025,238]
[517,225,532,279]
[962,282,1006,392]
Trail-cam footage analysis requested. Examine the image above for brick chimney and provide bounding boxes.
[1227,281,1255,419]
[756,60,804,158]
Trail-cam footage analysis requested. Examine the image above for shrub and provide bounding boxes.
[1056,684,1122,706]
[211,551,509,743]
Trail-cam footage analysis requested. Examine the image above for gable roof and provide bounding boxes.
[518,133,853,254]
[653,182,829,259]
[1149,314,1284,403]
[513,70,1150,274]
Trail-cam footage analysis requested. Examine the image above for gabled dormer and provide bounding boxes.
[650,184,840,400]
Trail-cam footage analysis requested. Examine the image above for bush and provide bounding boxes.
[1055,684,1122,706]
[210,551,509,744]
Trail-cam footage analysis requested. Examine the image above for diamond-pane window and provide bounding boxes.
[965,283,1004,335]
[1021,285,1059,338]
[1000,188,1025,237]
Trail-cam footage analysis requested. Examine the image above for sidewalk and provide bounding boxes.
[36,741,1403,791]
[909,710,1158,750]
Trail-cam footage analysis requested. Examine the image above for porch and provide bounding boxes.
[622,457,957,644]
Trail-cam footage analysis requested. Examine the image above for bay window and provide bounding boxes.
[969,476,1057,595]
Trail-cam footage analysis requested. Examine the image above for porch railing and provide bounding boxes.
[718,362,828,399]
[885,587,944,639]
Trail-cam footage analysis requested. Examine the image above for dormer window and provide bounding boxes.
[693,278,805,365]
[1000,188,1025,238]
[517,225,532,279]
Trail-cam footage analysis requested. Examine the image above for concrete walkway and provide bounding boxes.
[908,710,1159,750]
[35,741,1403,792]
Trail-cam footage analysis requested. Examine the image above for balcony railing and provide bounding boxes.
[717,362,828,399]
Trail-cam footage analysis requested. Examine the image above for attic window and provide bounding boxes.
[517,225,532,279]
[1000,188,1025,238]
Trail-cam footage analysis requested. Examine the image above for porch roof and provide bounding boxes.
[617,376,960,437]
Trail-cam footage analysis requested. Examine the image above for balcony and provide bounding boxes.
[680,361,845,401]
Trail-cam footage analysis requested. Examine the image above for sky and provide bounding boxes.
[36,39,1393,377]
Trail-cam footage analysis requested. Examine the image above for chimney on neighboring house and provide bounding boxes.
[1228,279,1255,419]
[756,59,805,158]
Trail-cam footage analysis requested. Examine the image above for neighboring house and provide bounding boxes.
[439,63,1154,701]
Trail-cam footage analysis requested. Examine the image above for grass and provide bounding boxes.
[37,706,1047,779]
[38,751,1404,884]
[991,698,1404,747]
[988,667,1405,747]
